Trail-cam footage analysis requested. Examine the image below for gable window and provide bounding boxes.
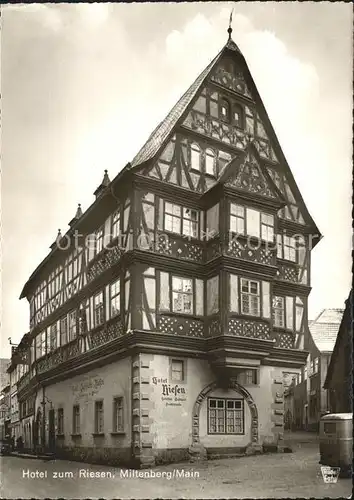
[191,143,201,171]
[220,98,230,122]
[57,408,64,435]
[113,397,124,433]
[172,277,193,314]
[109,279,120,318]
[233,104,243,128]
[164,201,199,238]
[208,398,244,434]
[94,291,104,327]
[94,401,104,434]
[171,359,184,382]
[241,279,260,316]
[72,405,80,435]
[272,296,285,327]
[205,148,216,176]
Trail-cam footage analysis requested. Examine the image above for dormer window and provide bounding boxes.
[205,148,216,176]
[191,143,201,171]
[220,98,230,122]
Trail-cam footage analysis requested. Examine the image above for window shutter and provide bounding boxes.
[158,198,164,230]
[159,272,170,311]
[229,274,238,312]
[262,281,270,318]
[286,296,294,330]
[196,279,204,315]
[206,203,219,238]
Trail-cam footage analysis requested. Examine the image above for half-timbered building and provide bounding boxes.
[16,30,321,467]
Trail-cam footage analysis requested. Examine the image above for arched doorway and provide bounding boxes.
[191,379,259,446]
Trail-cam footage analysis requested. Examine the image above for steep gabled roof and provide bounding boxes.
[130,48,225,168]
[309,308,344,353]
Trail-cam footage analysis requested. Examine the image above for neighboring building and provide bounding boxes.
[7,342,29,444]
[0,358,10,392]
[324,291,353,414]
[0,384,11,440]
[288,309,343,431]
[15,28,320,466]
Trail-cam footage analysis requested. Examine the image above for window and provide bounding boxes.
[94,291,104,327]
[94,401,104,434]
[113,398,124,433]
[272,296,285,328]
[191,143,201,171]
[233,104,243,128]
[304,366,308,380]
[79,300,90,334]
[230,204,245,234]
[277,235,296,262]
[205,148,216,176]
[49,324,57,351]
[164,201,199,238]
[112,209,120,239]
[110,279,120,318]
[164,202,181,233]
[95,227,104,255]
[172,277,193,314]
[236,369,258,385]
[171,360,184,382]
[208,398,244,434]
[241,279,260,316]
[68,311,77,341]
[220,98,230,122]
[60,317,68,346]
[261,214,274,242]
[72,405,80,435]
[182,208,198,238]
[229,203,274,240]
[314,357,319,374]
[57,408,64,435]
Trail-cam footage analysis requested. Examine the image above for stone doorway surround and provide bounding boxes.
[189,379,261,460]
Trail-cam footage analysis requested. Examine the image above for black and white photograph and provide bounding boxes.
[0,2,352,499]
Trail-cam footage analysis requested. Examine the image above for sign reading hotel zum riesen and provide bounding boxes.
[152,377,186,407]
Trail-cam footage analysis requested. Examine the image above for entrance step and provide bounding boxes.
[207,452,245,461]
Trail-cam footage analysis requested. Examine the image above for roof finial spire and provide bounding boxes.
[228,8,234,40]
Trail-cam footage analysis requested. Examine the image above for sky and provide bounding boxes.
[1,2,352,357]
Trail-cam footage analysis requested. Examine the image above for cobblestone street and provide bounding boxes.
[1,433,352,499]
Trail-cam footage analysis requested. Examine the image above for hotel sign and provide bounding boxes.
[152,377,187,407]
